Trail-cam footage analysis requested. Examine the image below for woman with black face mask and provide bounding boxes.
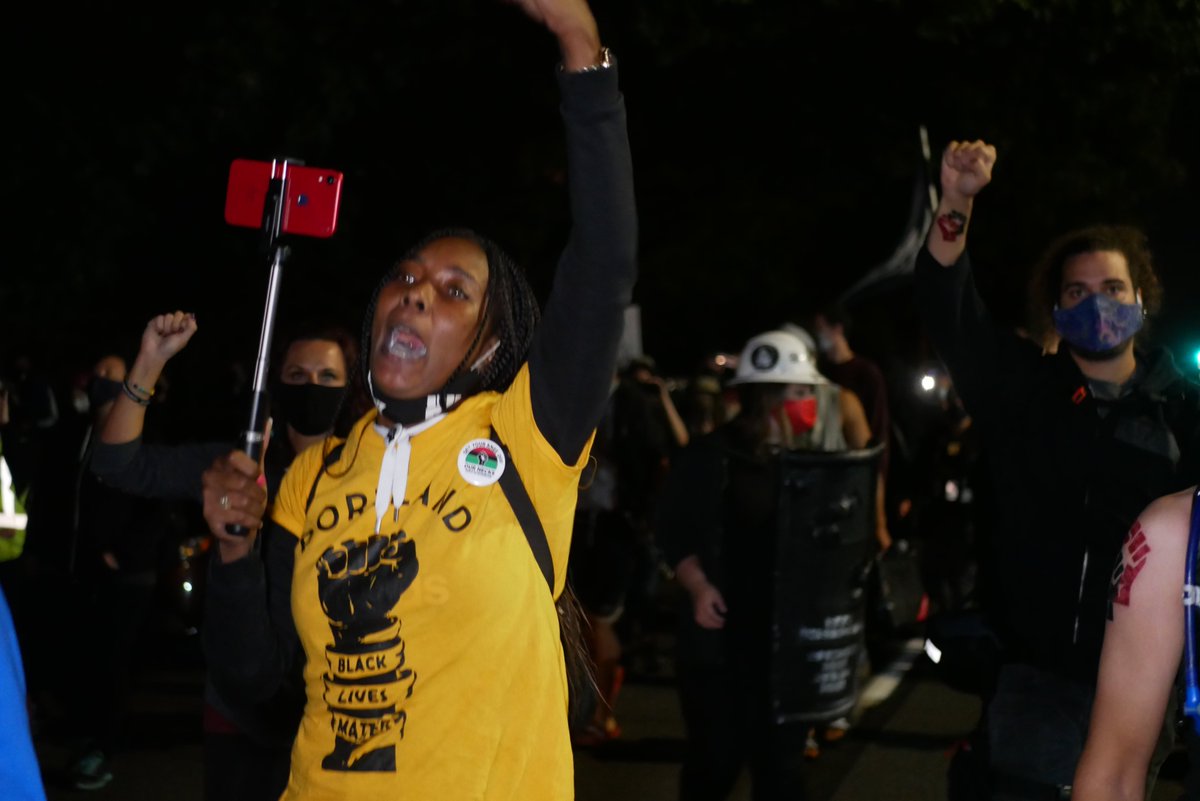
[272,331,357,456]
[88,310,364,801]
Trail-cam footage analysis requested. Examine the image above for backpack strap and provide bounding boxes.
[304,442,347,513]
[488,427,598,726]
[489,425,554,594]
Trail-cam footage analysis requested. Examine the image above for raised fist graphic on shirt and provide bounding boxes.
[317,532,418,646]
[317,530,419,772]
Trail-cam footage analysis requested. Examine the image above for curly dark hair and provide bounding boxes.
[1027,224,1163,342]
[360,227,541,398]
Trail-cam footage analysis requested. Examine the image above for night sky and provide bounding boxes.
[5,0,1199,410]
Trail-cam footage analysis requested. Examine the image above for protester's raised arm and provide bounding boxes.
[924,140,996,268]
[520,0,638,465]
[508,0,602,69]
[99,311,197,445]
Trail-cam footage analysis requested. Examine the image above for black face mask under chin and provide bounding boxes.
[368,370,486,427]
[367,338,501,427]
[275,383,346,437]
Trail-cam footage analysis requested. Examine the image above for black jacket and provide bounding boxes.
[915,247,1200,683]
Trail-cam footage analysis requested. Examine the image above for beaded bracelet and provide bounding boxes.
[121,381,151,407]
[126,379,154,399]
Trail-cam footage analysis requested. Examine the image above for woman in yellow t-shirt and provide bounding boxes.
[197,1,636,798]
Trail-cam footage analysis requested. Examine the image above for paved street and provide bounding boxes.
[29,627,1191,800]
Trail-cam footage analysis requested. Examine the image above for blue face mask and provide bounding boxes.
[1052,292,1143,356]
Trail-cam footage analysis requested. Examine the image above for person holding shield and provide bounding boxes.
[658,327,874,801]
[198,0,636,797]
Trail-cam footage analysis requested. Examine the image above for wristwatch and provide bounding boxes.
[570,46,613,74]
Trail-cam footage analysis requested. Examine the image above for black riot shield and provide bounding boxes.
[769,444,883,725]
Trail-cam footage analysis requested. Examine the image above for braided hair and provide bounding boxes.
[360,227,540,398]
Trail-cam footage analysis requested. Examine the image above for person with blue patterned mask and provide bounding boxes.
[1035,226,1158,386]
[916,139,1200,801]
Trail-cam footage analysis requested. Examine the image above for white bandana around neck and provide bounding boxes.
[373,414,446,534]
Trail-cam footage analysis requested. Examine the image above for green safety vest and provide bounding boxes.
[0,439,28,562]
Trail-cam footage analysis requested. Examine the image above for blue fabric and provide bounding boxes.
[0,585,47,800]
[1051,293,1144,354]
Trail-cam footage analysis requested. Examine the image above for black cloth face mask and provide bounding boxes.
[87,377,123,410]
[275,383,346,437]
[367,370,484,428]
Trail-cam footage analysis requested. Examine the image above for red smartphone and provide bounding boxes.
[224,158,344,238]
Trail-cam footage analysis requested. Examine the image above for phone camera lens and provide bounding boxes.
[324,176,335,185]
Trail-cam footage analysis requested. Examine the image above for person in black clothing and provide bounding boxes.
[90,311,363,801]
[570,368,666,745]
[811,305,891,476]
[660,328,877,801]
[65,352,185,791]
[908,371,982,616]
[915,139,1200,800]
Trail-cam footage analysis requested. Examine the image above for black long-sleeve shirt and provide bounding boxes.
[914,246,1200,682]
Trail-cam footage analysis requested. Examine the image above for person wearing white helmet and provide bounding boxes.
[657,327,877,801]
[726,328,871,454]
[734,328,888,756]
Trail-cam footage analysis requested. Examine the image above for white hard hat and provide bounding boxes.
[728,329,828,386]
[779,322,818,361]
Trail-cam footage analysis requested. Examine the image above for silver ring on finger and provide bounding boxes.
[218,494,231,510]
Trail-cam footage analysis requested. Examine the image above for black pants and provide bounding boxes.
[676,641,808,801]
[204,731,291,801]
[72,570,156,756]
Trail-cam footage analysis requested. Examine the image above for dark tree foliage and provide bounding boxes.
[3,0,1198,387]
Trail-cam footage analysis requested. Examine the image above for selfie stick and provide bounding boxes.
[227,158,294,537]
[1184,485,1200,730]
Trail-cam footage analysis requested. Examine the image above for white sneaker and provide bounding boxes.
[70,749,113,791]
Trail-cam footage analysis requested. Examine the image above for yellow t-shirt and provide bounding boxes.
[271,365,589,800]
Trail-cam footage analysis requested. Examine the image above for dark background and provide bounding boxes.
[4,0,1199,421]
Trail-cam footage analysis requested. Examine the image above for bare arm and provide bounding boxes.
[838,389,889,549]
[874,473,891,552]
[924,140,995,268]
[674,555,727,630]
[1073,489,1194,801]
[654,378,690,448]
[839,388,871,450]
[99,311,197,444]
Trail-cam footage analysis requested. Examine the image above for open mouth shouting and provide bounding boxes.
[381,326,428,361]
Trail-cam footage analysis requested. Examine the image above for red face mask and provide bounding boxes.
[782,397,818,433]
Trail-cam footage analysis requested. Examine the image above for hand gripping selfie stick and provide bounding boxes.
[227,158,295,537]
[1184,485,1200,730]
